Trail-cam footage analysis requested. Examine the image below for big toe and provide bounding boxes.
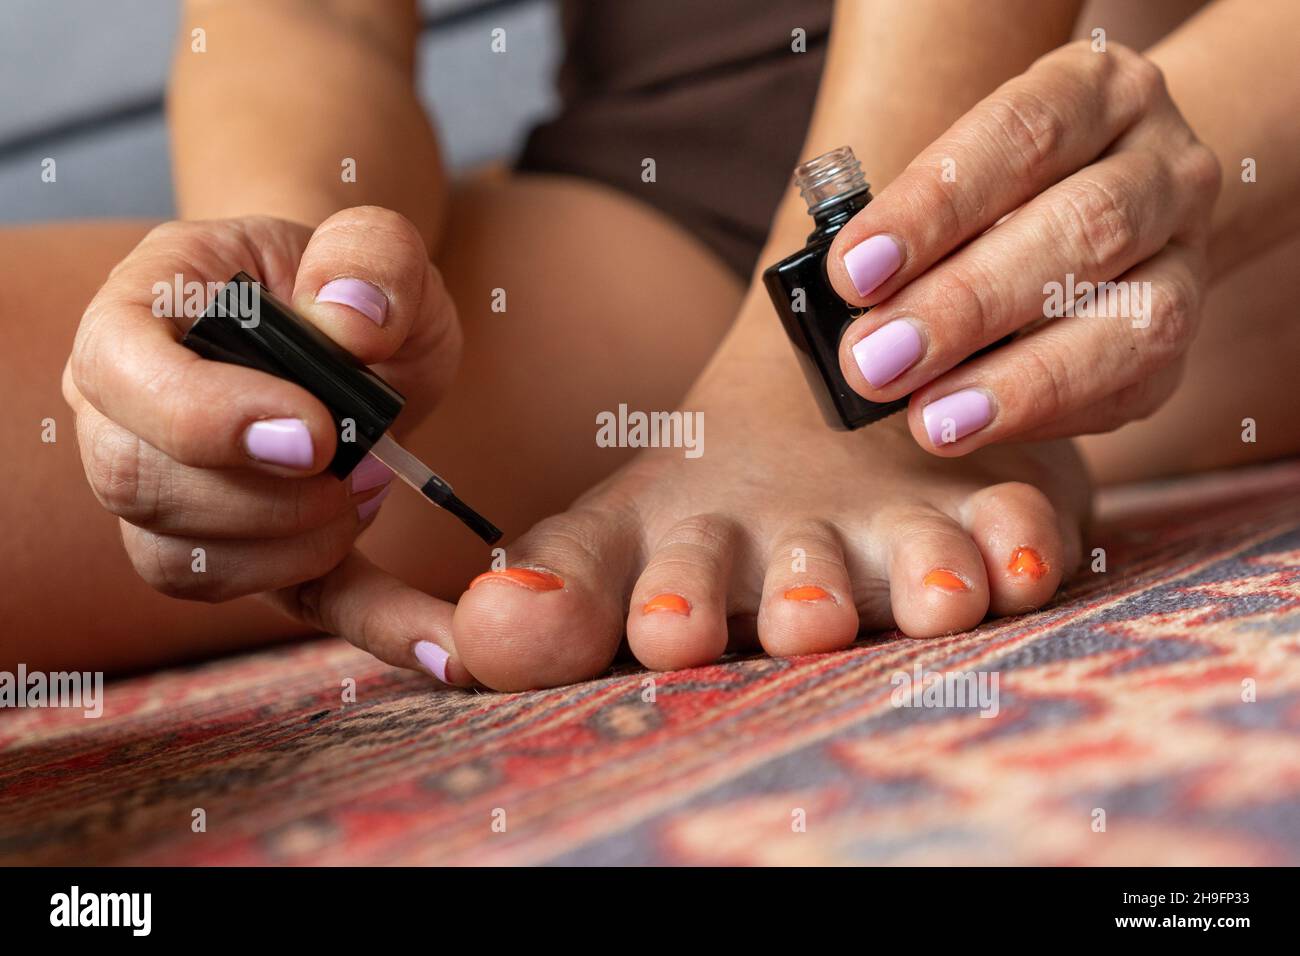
[452,504,639,690]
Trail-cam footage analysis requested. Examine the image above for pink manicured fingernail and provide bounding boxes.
[350,453,393,494]
[852,319,923,387]
[356,482,392,523]
[413,640,450,683]
[843,234,902,297]
[923,389,993,446]
[244,418,313,469]
[316,277,388,326]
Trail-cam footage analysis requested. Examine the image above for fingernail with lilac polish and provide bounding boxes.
[414,640,450,683]
[923,389,993,446]
[852,319,923,387]
[244,418,314,469]
[843,234,902,298]
[350,453,393,494]
[356,483,392,523]
[316,277,389,326]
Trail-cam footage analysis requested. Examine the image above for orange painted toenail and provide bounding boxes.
[468,568,565,592]
[642,593,691,616]
[1007,547,1049,580]
[783,585,831,603]
[922,568,970,592]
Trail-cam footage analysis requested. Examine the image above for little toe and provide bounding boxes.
[626,514,738,671]
[452,504,639,691]
[757,520,859,656]
[887,507,990,637]
[963,481,1067,617]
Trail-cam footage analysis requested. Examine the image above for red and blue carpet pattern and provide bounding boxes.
[3,462,1299,865]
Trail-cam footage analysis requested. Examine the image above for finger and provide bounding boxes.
[267,551,473,686]
[70,224,338,473]
[839,148,1182,400]
[75,395,392,536]
[906,242,1201,453]
[1012,362,1183,444]
[826,41,1165,304]
[291,206,461,407]
[118,498,387,602]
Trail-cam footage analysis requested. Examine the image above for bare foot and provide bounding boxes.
[452,358,1090,690]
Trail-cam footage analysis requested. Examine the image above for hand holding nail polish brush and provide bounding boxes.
[182,272,502,544]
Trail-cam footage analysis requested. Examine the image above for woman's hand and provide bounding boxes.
[827,40,1221,453]
[62,206,471,684]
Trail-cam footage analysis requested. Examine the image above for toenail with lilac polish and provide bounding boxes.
[350,453,394,494]
[922,389,992,446]
[315,277,389,326]
[843,234,903,298]
[642,593,691,616]
[356,482,391,523]
[852,320,923,387]
[783,585,832,603]
[1008,547,1049,580]
[922,568,971,592]
[243,418,314,469]
[413,640,450,683]
[468,568,565,592]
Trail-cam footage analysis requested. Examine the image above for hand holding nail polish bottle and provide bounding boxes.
[763,146,908,430]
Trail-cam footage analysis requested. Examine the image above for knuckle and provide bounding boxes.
[983,87,1065,182]
[124,526,219,601]
[933,264,997,344]
[85,423,159,525]
[1011,339,1070,424]
[1055,177,1143,270]
[1123,50,1167,103]
[1145,277,1198,357]
[1182,143,1223,198]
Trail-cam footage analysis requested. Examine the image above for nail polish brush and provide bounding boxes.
[181,272,502,544]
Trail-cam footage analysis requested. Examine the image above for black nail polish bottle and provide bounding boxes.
[763,146,907,430]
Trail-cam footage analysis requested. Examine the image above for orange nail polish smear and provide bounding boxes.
[468,568,564,592]
[642,593,691,616]
[783,585,831,603]
[922,568,970,592]
[1007,547,1049,580]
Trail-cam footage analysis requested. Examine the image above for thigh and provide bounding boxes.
[2,176,743,671]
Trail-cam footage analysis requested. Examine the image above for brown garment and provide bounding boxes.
[517,0,832,279]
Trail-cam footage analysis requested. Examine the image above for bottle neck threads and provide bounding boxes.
[794,145,869,216]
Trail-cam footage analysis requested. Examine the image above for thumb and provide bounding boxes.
[266,550,475,687]
[290,205,461,411]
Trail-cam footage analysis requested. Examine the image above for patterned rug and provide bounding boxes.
[3,461,1300,866]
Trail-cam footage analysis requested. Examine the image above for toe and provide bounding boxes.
[963,481,1067,616]
[452,504,638,690]
[626,514,738,670]
[886,507,989,637]
[757,520,859,656]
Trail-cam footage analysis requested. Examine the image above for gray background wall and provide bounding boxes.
[0,0,559,222]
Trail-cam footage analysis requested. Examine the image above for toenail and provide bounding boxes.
[922,568,971,592]
[1007,547,1049,580]
[642,593,691,616]
[468,568,565,592]
[783,585,832,603]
